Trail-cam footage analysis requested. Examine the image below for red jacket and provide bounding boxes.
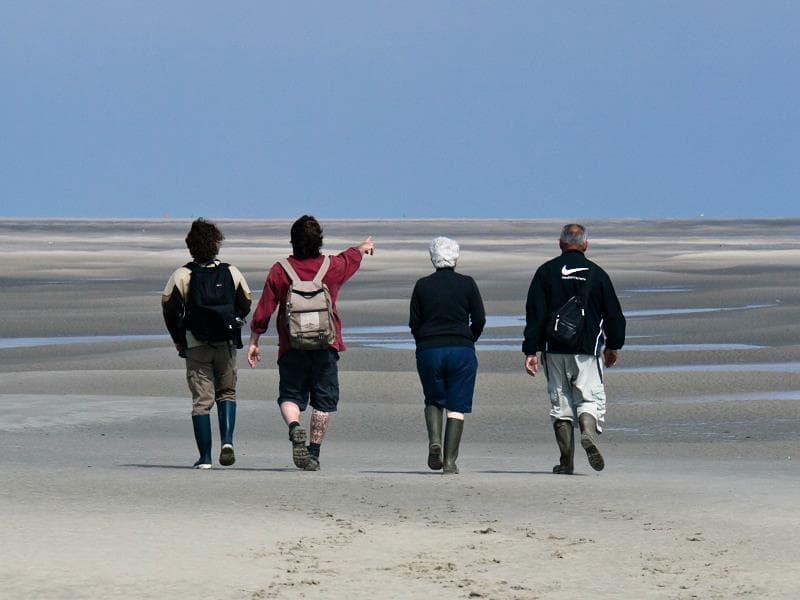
[251,247,363,357]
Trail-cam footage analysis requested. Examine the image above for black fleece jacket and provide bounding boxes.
[522,250,625,356]
[409,268,486,351]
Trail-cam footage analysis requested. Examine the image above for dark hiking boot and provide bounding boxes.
[552,419,574,475]
[192,414,212,469]
[289,425,312,469]
[579,413,605,471]
[442,418,464,475]
[217,401,236,466]
[304,444,321,471]
[424,405,444,470]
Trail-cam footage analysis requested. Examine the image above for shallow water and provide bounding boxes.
[622,390,800,404]
[0,304,775,353]
[615,362,800,374]
[625,304,774,318]
[0,334,167,350]
[356,340,766,352]
[624,287,693,294]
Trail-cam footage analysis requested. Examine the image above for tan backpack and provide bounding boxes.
[278,256,336,350]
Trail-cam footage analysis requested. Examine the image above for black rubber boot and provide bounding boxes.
[192,414,213,469]
[217,400,236,466]
[552,419,574,475]
[579,413,605,471]
[424,405,444,470]
[442,418,464,475]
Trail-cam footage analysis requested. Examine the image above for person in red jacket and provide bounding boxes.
[247,215,374,470]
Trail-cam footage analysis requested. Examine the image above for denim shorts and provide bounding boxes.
[277,348,340,412]
[415,345,478,413]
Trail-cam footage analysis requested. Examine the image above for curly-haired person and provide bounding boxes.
[162,218,252,469]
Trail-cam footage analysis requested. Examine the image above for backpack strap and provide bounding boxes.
[311,256,331,286]
[278,259,301,283]
[278,256,330,285]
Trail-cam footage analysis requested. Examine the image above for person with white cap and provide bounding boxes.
[409,237,486,474]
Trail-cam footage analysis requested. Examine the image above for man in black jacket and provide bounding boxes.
[523,224,625,474]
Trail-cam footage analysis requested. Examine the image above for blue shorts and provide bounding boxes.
[415,346,478,414]
[277,349,340,413]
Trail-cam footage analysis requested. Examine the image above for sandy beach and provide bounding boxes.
[1,218,798,599]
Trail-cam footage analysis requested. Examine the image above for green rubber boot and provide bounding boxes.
[552,419,574,475]
[442,418,464,475]
[424,405,444,470]
[579,413,605,471]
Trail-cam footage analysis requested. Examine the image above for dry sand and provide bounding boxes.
[1,218,798,599]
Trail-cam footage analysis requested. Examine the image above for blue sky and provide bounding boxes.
[1,2,798,219]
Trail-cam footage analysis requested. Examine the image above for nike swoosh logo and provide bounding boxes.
[561,266,589,276]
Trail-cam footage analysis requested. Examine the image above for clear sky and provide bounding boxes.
[1,2,798,219]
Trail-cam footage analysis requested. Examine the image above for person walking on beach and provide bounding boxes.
[523,224,625,474]
[247,215,374,471]
[162,218,252,469]
[410,237,486,474]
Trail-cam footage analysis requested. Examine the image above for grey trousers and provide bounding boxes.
[544,353,606,431]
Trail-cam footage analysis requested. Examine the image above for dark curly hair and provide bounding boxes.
[290,215,323,259]
[185,218,224,262]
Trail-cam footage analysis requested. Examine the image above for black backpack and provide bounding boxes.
[184,262,243,347]
[546,268,593,350]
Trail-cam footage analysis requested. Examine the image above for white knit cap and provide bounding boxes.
[429,236,460,268]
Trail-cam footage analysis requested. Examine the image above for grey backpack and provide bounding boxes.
[278,257,336,350]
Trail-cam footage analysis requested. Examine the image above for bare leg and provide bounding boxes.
[279,401,301,426]
[309,409,330,444]
[280,401,314,470]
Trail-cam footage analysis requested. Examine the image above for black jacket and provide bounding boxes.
[522,250,625,356]
[410,268,486,351]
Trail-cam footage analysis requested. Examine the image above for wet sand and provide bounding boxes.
[1,218,799,599]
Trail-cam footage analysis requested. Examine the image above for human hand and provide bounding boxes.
[247,344,261,369]
[603,348,618,368]
[359,236,374,256]
[525,354,539,376]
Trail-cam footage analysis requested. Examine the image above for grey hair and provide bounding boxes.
[429,236,460,269]
[560,224,587,246]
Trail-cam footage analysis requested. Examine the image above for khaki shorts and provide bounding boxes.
[544,353,606,431]
[185,344,237,416]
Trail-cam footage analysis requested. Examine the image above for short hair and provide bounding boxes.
[429,236,460,268]
[560,223,587,246]
[290,215,323,259]
[185,218,224,262]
